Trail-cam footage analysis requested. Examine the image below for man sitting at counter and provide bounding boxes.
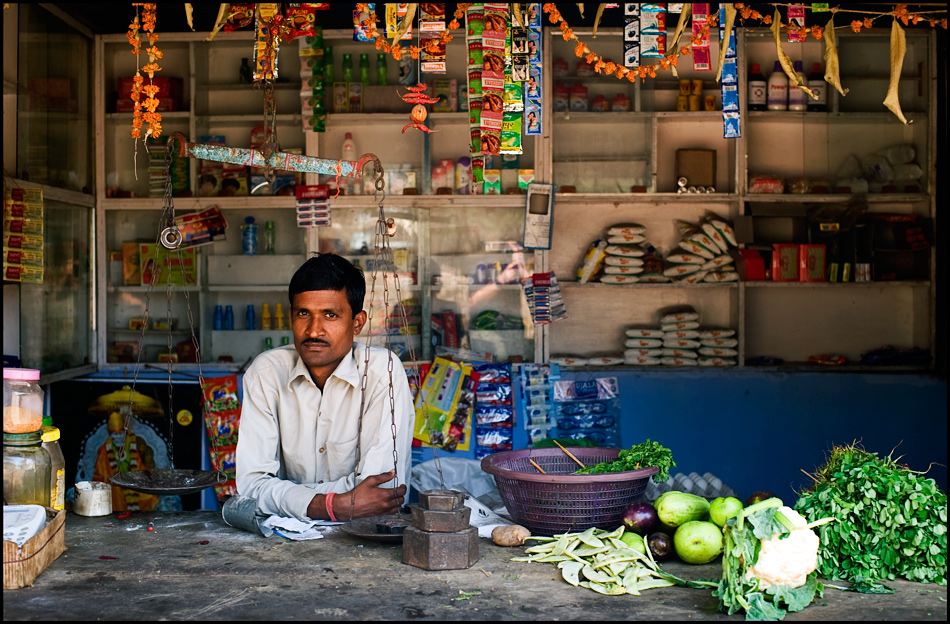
[235,253,414,522]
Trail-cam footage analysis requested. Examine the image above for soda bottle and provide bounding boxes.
[376,53,388,86]
[342,53,354,83]
[359,53,370,85]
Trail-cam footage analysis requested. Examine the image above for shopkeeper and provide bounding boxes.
[235,253,414,522]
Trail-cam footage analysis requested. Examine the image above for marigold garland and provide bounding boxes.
[129,3,162,141]
[356,3,469,61]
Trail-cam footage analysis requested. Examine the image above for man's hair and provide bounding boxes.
[288,253,365,317]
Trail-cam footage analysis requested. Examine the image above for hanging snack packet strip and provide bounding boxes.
[479,3,507,156]
[420,3,447,73]
[623,3,641,69]
[719,4,740,139]
[524,3,542,135]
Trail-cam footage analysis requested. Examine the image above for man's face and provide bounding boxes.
[292,289,366,383]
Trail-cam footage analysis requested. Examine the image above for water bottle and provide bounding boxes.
[325,46,334,83]
[246,304,256,330]
[213,305,223,330]
[242,216,258,255]
[224,305,235,331]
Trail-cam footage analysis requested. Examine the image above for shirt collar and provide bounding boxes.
[289,342,365,389]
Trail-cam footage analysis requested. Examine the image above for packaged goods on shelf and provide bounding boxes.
[519,363,559,446]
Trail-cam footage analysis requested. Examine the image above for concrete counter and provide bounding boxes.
[3,511,946,620]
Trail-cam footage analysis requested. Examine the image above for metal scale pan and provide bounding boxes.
[109,468,228,496]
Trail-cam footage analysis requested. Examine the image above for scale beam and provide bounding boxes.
[167,131,378,179]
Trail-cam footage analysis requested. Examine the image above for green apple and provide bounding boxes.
[673,520,723,564]
[619,529,646,554]
[709,496,744,528]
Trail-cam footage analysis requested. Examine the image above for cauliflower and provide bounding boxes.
[744,506,819,589]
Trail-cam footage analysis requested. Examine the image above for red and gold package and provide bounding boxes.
[479,4,507,156]
[223,3,255,33]
[282,3,317,40]
[202,375,241,501]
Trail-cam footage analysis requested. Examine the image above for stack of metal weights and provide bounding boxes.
[402,489,479,571]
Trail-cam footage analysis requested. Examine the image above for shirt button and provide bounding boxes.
[319,447,325,453]
[318,480,324,484]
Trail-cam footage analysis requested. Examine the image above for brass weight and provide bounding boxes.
[401,489,479,571]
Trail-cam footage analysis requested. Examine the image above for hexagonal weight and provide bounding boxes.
[401,526,479,570]
[409,504,471,533]
[418,489,465,511]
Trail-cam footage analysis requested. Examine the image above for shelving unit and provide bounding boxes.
[92,23,936,373]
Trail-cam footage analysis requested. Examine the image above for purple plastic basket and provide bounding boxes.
[481,447,658,536]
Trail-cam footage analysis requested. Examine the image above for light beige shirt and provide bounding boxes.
[235,342,414,520]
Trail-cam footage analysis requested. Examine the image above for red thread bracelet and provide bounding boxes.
[325,492,337,522]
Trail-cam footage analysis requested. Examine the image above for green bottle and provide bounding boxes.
[324,46,334,83]
[341,53,353,83]
[376,53,388,86]
[359,53,370,86]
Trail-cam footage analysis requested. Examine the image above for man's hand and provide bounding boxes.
[308,470,406,521]
[343,470,406,519]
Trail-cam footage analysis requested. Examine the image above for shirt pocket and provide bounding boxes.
[324,434,359,481]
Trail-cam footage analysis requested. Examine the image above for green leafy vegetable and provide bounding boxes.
[573,439,676,483]
[825,577,896,594]
[794,443,947,586]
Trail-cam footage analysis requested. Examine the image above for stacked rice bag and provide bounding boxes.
[575,223,666,284]
[622,304,739,367]
[665,212,740,284]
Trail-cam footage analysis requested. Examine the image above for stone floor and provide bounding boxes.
[3,511,947,621]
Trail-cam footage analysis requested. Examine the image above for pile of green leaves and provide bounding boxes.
[574,439,675,483]
[715,499,824,621]
[793,443,947,586]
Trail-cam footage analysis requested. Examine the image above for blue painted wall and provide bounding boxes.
[417,370,948,503]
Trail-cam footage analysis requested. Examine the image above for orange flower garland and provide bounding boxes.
[356,3,469,61]
[129,3,162,141]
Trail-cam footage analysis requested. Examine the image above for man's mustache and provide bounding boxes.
[302,338,330,346]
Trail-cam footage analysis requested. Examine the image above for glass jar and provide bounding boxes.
[3,367,45,434]
[41,426,66,510]
[3,431,52,506]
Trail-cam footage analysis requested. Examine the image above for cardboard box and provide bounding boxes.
[115,76,184,112]
[799,244,826,282]
[771,244,800,282]
[139,243,197,286]
[121,241,141,285]
[3,508,65,590]
[675,149,716,188]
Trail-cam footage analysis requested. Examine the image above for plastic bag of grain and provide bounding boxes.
[625,337,664,349]
[659,305,700,324]
[699,346,738,357]
[625,327,665,339]
[604,255,644,267]
[606,223,647,236]
[576,239,608,284]
[599,274,640,284]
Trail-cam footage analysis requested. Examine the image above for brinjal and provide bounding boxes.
[621,501,660,536]
[647,531,674,561]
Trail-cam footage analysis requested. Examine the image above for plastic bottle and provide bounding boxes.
[242,217,258,255]
[261,303,272,330]
[281,336,290,346]
[41,426,65,510]
[224,305,235,331]
[787,60,807,111]
[275,303,286,330]
[342,53,354,83]
[263,220,276,254]
[747,63,767,111]
[239,57,252,84]
[213,305,223,330]
[766,60,788,111]
[246,304,256,330]
[806,62,828,112]
[882,144,916,165]
[376,53,388,86]
[359,53,370,85]
[264,336,273,351]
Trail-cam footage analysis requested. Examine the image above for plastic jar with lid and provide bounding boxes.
[41,426,66,510]
[3,367,45,434]
[3,430,52,506]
